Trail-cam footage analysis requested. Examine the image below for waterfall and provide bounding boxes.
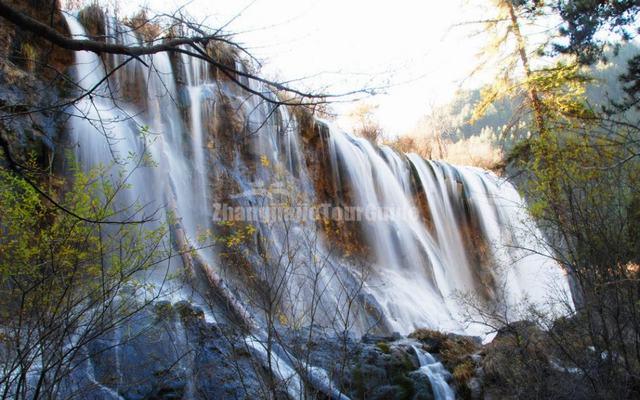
[329,129,462,332]
[411,345,455,400]
[45,9,582,399]
[62,10,572,341]
[326,127,573,336]
[64,15,157,213]
[64,12,217,281]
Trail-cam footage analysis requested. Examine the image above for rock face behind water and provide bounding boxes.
[0,1,73,175]
[70,301,264,400]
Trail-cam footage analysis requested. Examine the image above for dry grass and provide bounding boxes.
[384,136,435,159]
[409,328,478,367]
[20,42,37,72]
[453,359,475,383]
[77,3,105,37]
[124,10,162,42]
[441,134,504,170]
[385,130,504,171]
[408,328,448,344]
[439,337,478,366]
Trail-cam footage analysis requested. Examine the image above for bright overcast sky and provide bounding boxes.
[109,0,491,135]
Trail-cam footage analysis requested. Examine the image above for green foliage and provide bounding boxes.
[549,0,639,65]
[351,362,366,399]
[472,59,593,136]
[0,163,169,394]
[526,0,640,111]
[392,372,416,400]
[521,124,640,269]
[0,164,167,308]
[417,43,639,154]
[506,49,640,397]
[526,63,594,118]
[620,53,640,111]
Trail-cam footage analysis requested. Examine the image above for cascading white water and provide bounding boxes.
[63,7,572,343]
[327,127,573,337]
[63,13,355,399]
[455,165,572,311]
[64,12,217,271]
[411,345,455,400]
[329,129,464,333]
[64,15,158,215]
[408,157,475,291]
[54,9,580,399]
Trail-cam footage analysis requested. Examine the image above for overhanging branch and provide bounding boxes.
[0,1,379,106]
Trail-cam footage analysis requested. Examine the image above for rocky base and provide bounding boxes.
[9,301,598,400]
[57,301,444,400]
[57,299,594,400]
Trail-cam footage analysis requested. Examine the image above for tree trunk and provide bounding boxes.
[506,1,546,136]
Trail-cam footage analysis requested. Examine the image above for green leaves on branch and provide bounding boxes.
[0,163,168,328]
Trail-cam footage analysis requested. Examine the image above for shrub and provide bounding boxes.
[0,163,169,397]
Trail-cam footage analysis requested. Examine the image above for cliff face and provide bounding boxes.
[0,0,72,175]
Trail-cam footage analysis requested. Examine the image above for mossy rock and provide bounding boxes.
[174,300,206,322]
[408,329,448,353]
[376,341,391,354]
[407,371,435,400]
